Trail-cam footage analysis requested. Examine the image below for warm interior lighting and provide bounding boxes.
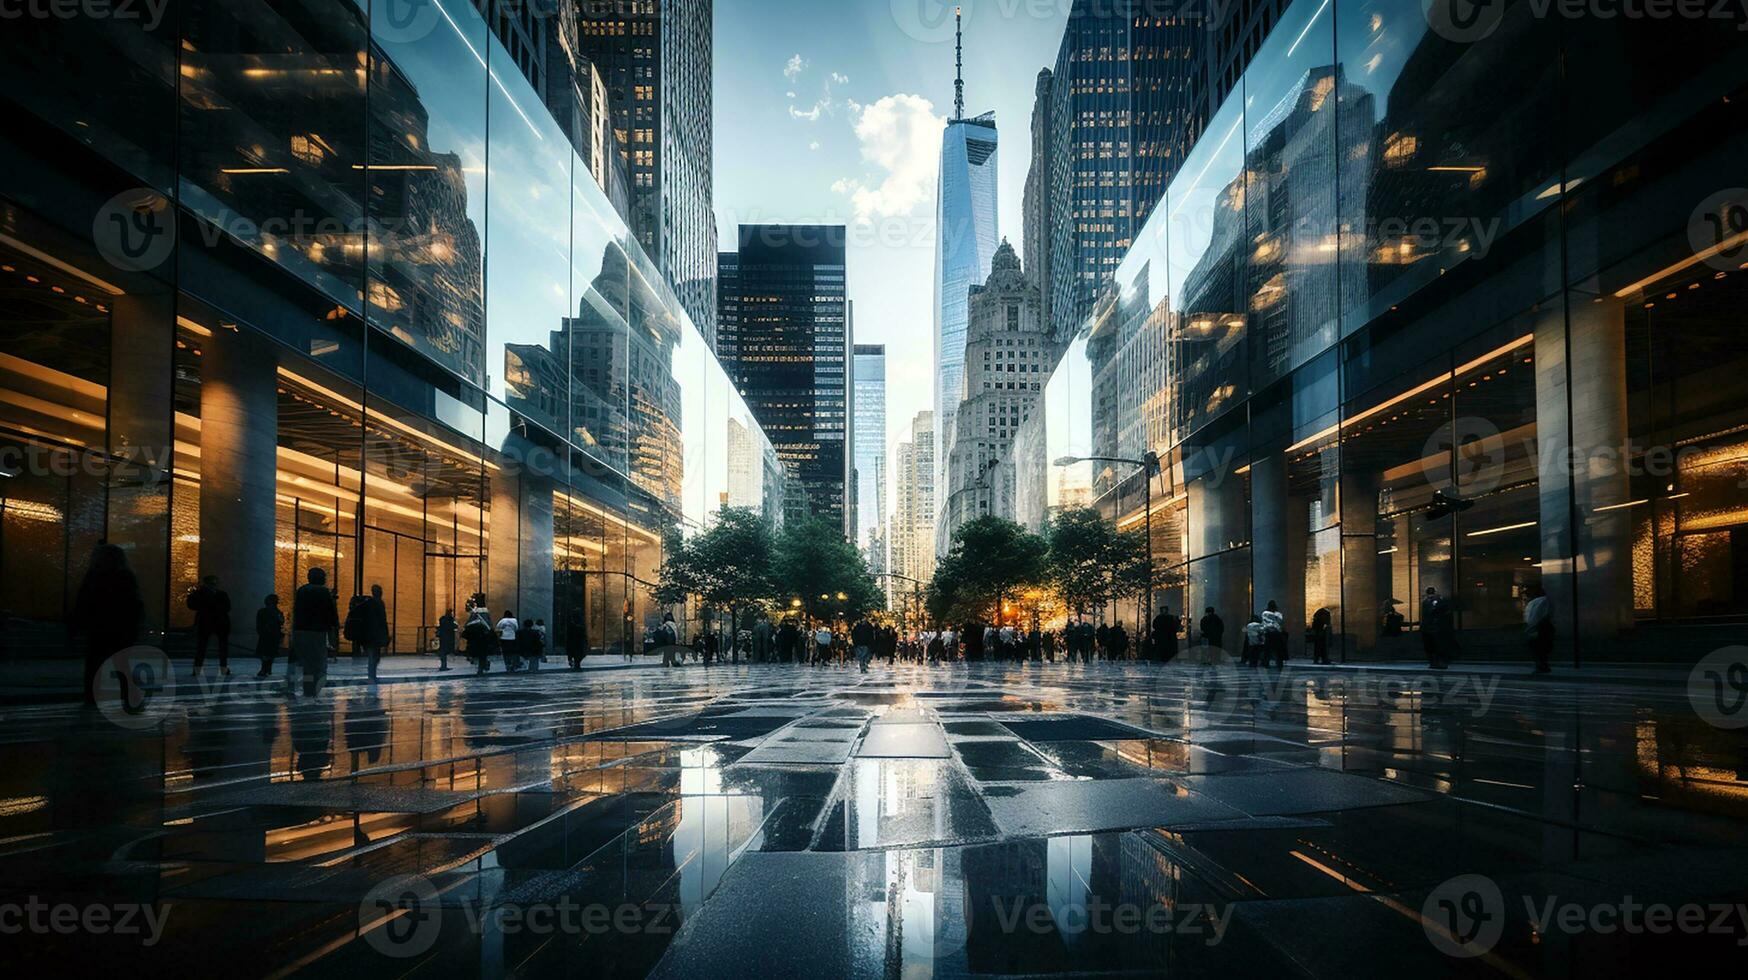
[1465,520,1537,538]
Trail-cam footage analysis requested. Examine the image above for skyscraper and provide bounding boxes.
[1022,67,1054,343]
[579,0,718,348]
[718,225,851,532]
[894,411,938,596]
[853,344,888,597]
[933,10,999,544]
[938,241,1046,552]
[1041,0,1207,342]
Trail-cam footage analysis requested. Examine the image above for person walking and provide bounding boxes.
[187,574,233,677]
[353,584,390,681]
[463,608,496,674]
[1308,607,1333,665]
[436,609,457,671]
[496,610,521,671]
[813,623,833,665]
[1152,606,1181,664]
[1110,621,1130,660]
[565,607,586,669]
[851,618,874,673]
[1524,585,1554,674]
[255,594,284,677]
[1421,587,1454,669]
[290,568,340,696]
[1261,600,1287,668]
[71,543,143,706]
[1199,607,1225,663]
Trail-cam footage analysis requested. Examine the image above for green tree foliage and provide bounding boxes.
[1044,507,1167,616]
[772,517,884,621]
[927,516,1048,623]
[652,507,777,627]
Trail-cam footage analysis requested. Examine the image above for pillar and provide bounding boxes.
[1187,466,1250,621]
[1251,453,1305,648]
[1536,301,1632,663]
[1339,470,1381,657]
[197,327,279,622]
[106,292,177,638]
[486,454,556,623]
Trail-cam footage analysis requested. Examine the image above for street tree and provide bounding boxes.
[929,516,1047,624]
[652,507,777,634]
[773,517,884,622]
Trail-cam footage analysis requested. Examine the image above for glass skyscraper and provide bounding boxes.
[0,0,778,660]
[852,344,887,595]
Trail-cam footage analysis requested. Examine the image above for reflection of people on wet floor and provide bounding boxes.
[71,543,144,706]
[290,568,340,697]
[255,594,284,677]
[289,701,334,781]
[345,692,389,768]
[187,574,233,677]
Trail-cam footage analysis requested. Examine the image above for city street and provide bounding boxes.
[3,662,1745,976]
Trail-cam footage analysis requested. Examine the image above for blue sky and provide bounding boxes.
[714,0,1068,502]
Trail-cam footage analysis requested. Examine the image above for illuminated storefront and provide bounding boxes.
[1042,0,1748,663]
[0,0,781,659]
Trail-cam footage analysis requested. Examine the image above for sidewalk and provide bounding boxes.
[0,653,660,705]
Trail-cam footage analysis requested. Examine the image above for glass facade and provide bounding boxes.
[934,115,1000,527]
[1041,0,1748,663]
[0,0,779,659]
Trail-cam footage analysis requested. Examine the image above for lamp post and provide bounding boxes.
[1054,451,1161,635]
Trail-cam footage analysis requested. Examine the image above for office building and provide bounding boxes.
[718,225,851,532]
[0,0,780,658]
[853,344,888,596]
[939,242,1046,550]
[894,411,939,592]
[1035,0,1748,665]
[579,0,718,348]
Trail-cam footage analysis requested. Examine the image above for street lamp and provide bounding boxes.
[1054,452,1162,634]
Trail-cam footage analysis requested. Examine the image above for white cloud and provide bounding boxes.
[786,90,796,99]
[783,54,807,82]
[831,72,850,85]
[789,104,823,122]
[809,141,820,151]
[831,94,944,223]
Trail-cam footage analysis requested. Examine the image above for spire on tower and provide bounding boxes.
[953,7,965,121]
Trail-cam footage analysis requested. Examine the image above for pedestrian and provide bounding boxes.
[290,568,339,696]
[565,606,586,669]
[1110,621,1130,660]
[187,573,233,677]
[1524,585,1554,674]
[1241,614,1265,668]
[777,618,798,663]
[852,618,874,673]
[351,584,390,681]
[519,618,545,671]
[1199,607,1224,662]
[1421,587,1454,669]
[1152,605,1181,664]
[1309,607,1333,665]
[71,543,143,706]
[1261,600,1287,668]
[255,594,284,677]
[464,608,496,674]
[496,609,521,671]
[813,623,833,665]
[436,609,457,671]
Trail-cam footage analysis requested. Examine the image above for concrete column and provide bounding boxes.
[1536,301,1632,662]
[1187,465,1251,620]
[106,292,177,636]
[521,475,555,625]
[1251,453,1305,644]
[487,464,520,618]
[197,328,279,617]
[1339,470,1381,656]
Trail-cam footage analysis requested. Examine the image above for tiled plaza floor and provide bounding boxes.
[2,662,1745,977]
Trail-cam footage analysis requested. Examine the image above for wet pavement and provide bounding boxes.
[1,662,1746,977]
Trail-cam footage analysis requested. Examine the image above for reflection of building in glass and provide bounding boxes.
[1028,0,1748,665]
[853,344,887,595]
[940,242,1045,552]
[717,226,851,532]
[579,0,719,348]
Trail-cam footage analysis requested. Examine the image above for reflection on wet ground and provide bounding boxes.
[2,663,1747,975]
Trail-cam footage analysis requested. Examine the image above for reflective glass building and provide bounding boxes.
[1042,0,1748,663]
[933,112,1000,527]
[0,0,781,658]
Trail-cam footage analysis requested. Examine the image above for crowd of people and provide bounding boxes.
[63,545,1562,708]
